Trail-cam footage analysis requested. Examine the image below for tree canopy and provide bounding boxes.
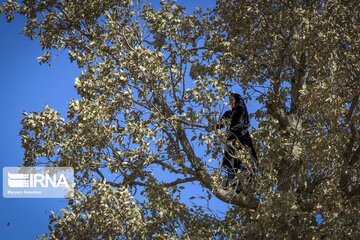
[2,0,360,239]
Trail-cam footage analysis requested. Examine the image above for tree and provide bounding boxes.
[2,0,360,239]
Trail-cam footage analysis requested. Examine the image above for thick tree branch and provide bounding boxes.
[297,174,332,211]
[290,51,308,113]
[161,177,197,187]
[266,99,289,132]
[153,159,196,176]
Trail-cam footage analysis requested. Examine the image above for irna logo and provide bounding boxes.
[3,167,74,198]
[8,172,70,188]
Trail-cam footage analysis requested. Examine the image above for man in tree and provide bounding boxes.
[206,93,258,192]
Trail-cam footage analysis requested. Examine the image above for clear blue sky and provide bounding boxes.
[0,10,81,239]
[0,1,260,239]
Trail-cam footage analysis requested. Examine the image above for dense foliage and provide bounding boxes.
[2,0,360,239]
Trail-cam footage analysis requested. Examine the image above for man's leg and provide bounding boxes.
[240,135,258,184]
[225,161,245,193]
[241,136,257,161]
[225,167,236,187]
[223,144,237,187]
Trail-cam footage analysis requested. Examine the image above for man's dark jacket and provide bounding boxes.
[217,104,257,170]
